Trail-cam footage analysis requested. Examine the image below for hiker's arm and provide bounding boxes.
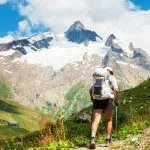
[109,75,120,105]
[114,88,119,105]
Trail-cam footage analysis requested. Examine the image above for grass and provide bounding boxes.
[0,80,51,148]
[0,81,11,98]
[62,81,91,118]
[61,78,150,146]
[0,96,50,133]
[26,78,149,149]
[0,125,28,139]
[0,79,150,149]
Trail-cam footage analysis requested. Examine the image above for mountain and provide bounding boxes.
[104,34,150,70]
[105,34,124,54]
[103,34,150,88]
[0,32,54,54]
[0,22,150,110]
[132,48,150,70]
[105,33,116,47]
[65,21,103,43]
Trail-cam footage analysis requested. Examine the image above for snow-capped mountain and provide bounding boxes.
[0,32,54,54]
[65,21,103,43]
[0,21,150,108]
[104,34,150,70]
[0,21,103,55]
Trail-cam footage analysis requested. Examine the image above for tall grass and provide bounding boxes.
[0,80,11,98]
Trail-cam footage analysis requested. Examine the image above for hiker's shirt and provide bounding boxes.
[108,75,118,99]
[89,75,118,100]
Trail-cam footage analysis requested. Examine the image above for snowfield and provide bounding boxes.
[13,35,109,71]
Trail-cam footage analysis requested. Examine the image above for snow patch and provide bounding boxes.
[14,42,107,71]
[117,61,137,68]
[0,57,4,60]
[4,70,13,74]
[116,61,128,65]
[29,32,55,41]
[0,50,15,56]
[130,64,137,68]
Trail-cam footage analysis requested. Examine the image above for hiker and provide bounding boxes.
[89,67,119,149]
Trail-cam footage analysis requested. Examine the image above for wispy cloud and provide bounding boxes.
[1,0,150,54]
[18,19,31,35]
[16,0,150,53]
[0,0,7,4]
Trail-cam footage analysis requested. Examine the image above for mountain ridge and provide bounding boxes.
[0,20,150,109]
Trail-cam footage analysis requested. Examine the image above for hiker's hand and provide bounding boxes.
[114,88,119,105]
[114,99,119,105]
[114,88,119,95]
[114,96,119,105]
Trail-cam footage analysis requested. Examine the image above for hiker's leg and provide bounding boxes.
[105,99,113,137]
[105,109,113,135]
[91,109,103,134]
[90,109,102,149]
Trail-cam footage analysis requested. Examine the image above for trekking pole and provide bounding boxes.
[115,105,118,132]
[91,102,93,129]
[90,101,94,139]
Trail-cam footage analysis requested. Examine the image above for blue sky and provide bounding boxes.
[0,1,49,37]
[0,3,24,36]
[0,0,149,37]
[131,0,150,10]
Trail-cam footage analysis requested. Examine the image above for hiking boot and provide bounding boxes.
[90,137,96,149]
[105,138,111,147]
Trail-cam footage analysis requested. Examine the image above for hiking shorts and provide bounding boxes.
[92,99,113,111]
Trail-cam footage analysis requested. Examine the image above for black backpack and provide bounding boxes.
[92,78,104,99]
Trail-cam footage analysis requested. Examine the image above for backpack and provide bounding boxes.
[92,77,112,100]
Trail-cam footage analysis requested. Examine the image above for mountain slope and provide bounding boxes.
[0,96,50,139]
[103,34,150,89]
[0,22,150,110]
[62,79,150,146]
[0,32,54,54]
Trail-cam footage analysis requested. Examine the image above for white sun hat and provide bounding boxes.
[93,67,108,79]
[105,66,113,72]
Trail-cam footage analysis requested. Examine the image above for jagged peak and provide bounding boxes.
[128,42,134,51]
[105,33,116,47]
[108,34,116,39]
[67,21,85,32]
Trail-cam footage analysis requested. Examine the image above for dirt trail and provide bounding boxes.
[72,127,150,150]
[74,144,110,150]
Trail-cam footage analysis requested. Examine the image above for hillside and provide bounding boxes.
[3,79,149,149]
[61,79,150,148]
[0,95,50,139]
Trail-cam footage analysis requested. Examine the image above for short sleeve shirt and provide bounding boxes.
[108,75,118,89]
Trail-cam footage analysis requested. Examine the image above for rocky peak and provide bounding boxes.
[129,42,134,51]
[65,21,102,44]
[68,21,85,31]
[105,34,116,47]
[131,48,150,70]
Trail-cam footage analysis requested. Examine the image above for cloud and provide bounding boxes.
[0,0,7,4]
[18,19,31,35]
[16,0,150,53]
[0,35,14,43]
